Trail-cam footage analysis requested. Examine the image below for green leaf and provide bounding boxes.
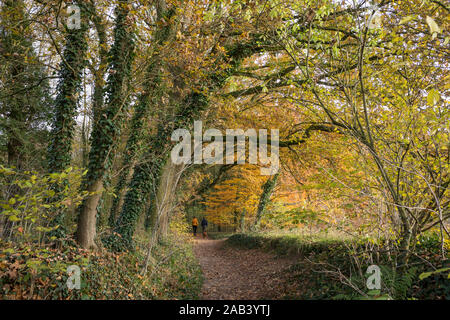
[399,15,415,25]
[419,267,450,280]
[8,215,20,222]
[367,289,380,296]
[419,271,432,280]
[375,294,392,300]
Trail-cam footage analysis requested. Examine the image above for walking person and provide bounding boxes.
[201,217,208,238]
[192,216,198,237]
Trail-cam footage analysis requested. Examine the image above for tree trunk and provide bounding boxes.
[240,208,246,232]
[140,162,184,274]
[156,162,185,240]
[108,0,172,228]
[254,172,280,228]
[75,180,103,249]
[109,160,136,227]
[75,0,136,249]
[47,1,88,172]
[144,193,157,231]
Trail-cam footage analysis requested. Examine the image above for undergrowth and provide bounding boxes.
[0,234,202,300]
[226,232,449,300]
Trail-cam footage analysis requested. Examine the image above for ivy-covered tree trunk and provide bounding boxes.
[108,62,162,228]
[108,159,135,228]
[86,1,108,124]
[107,0,172,247]
[112,156,163,249]
[254,172,280,228]
[48,2,88,238]
[47,1,88,173]
[78,1,108,170]
[108,2,174,227]
[44,1,89,239]
[76,0,136,249]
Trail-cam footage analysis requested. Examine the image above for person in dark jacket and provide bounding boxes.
[201,217,208,238]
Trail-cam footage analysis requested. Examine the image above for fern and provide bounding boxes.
[379,265,418,299]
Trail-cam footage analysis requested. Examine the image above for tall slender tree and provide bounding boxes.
[47,1,88,173]
[45,1,89,238]
[75,0,136,249]
[108,2,175,227]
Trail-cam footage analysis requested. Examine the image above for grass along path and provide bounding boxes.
[193,238,300,300]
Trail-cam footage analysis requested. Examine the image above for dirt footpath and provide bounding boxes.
[193,238,300,300]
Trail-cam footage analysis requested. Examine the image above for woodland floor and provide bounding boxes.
[193,238,302,300]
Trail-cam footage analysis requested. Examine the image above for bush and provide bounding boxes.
[0,166,89,244]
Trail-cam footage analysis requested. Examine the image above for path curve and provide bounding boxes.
[193,238,299,300]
